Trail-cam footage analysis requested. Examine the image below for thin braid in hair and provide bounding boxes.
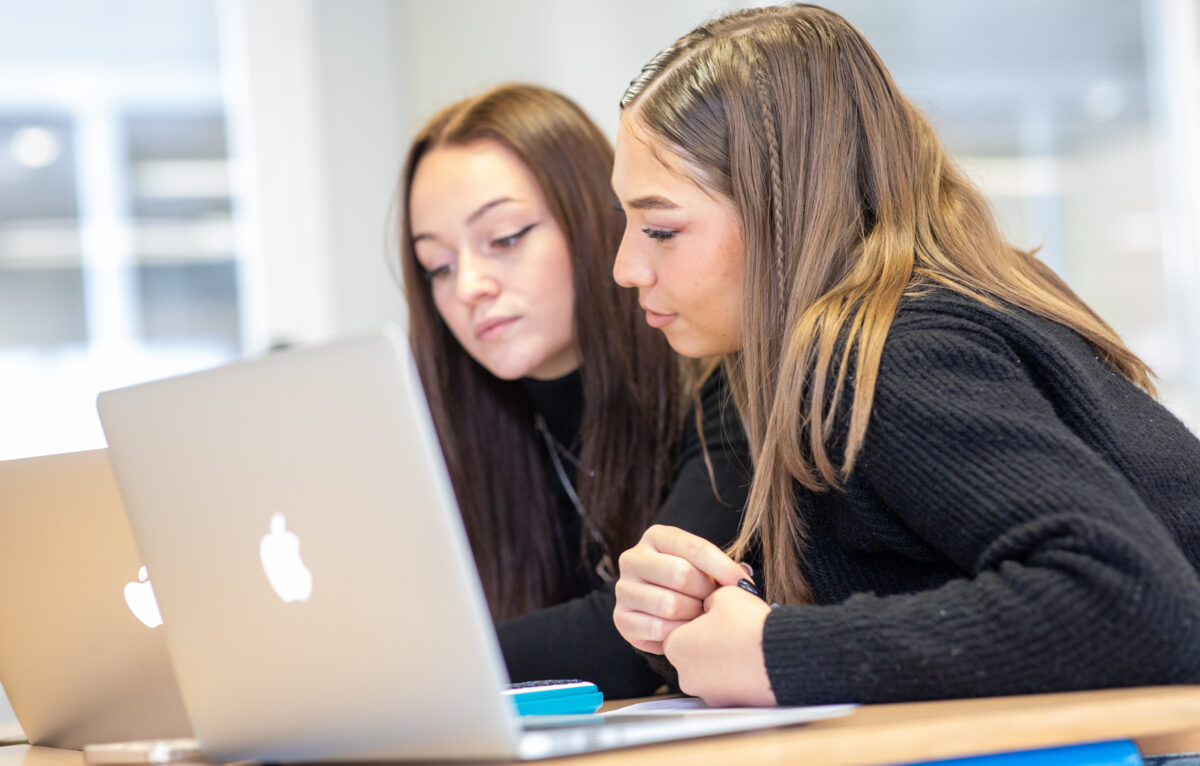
[750,55,787,288]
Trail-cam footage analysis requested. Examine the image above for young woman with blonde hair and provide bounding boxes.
[610,4,1200,709]
[399,84,749,697]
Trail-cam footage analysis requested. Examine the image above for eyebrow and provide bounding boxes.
[625,195,680,211]
[411,196,521,244]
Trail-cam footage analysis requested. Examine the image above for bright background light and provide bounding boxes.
[9,126,61,168]
[1,0,1198,730]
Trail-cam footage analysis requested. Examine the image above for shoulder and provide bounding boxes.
[859,287,1081,446]
[888,287,1026,343]
[880,286,1087,378]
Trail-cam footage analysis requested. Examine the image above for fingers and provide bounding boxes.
[613,525,748,658]
[612,606,688,655]
[702,582,751,612]
[618,544,718,600]
[614,579,704,622]
[642,525,747,587]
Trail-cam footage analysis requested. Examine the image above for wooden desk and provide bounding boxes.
[3,686,1200,766]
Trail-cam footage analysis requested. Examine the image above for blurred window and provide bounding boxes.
[0,0,247,460]
[834,0,1200,430]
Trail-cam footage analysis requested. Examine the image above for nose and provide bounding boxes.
[612,229,654,289]
[454,248,499,305]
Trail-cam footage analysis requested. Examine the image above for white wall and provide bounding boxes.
[227,0,1199,429]
[221,0,410,348]
[228,0,750,347]
[393,1,745,144]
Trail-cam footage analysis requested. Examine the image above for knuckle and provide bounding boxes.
[653,619,676,644]
[661,592,688,620]
[613,578,631,601]
[617,548,634,570]
[660,592,679,619]
[668,560,694,592]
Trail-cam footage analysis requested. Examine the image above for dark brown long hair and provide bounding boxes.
[621,4,1155,605]
[400,84,683,620]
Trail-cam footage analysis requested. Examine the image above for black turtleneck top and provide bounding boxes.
[498,369,751,698]
[518,371,604,601]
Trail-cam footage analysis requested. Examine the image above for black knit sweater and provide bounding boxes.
[760,288,1200,705]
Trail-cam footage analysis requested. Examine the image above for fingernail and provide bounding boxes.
[737,578,762,598]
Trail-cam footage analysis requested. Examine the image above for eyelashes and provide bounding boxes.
[642,227,676,241]
[420,221,539,282]
[422,264,450,282]
[491,221,538,249]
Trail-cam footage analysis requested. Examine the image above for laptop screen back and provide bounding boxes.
[0,449,192,749]
[97,328,519,762]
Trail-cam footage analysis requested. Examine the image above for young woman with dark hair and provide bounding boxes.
[609,3,1200,713]
[399,84,750,698]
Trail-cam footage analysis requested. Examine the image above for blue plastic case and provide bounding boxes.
[503,680,603,716]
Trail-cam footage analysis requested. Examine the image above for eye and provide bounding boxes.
[422,264,453,283]
[642,227,675,241]
[491,222,538,250]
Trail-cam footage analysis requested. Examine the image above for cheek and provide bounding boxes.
[713,237,745,308]
[532,239,577,327]
[431,291,471,340]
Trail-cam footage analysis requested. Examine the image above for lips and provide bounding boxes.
[474,315,519,340]
[640,303,678,329]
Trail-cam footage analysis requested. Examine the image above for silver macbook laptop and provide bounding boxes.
[96,326,851,763]
[0,449,193,750]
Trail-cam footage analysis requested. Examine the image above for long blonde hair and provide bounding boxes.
[620,4,1155,604]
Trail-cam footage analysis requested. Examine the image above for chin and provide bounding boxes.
[664,338,712,359]
[483,362,535,381]
[663,330,733,360]
[474,341,579,381]
[474,352,534,381]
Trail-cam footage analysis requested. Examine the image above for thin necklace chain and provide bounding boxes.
[535,414,588,472]
[533,414,615,582]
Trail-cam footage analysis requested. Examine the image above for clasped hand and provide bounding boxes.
[613,525,776,707]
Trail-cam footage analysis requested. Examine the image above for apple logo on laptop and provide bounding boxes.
[259,512,313,603]
[123,566,164,628]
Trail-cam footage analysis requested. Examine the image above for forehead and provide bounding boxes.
[613,116,675,188]
[612,116,725,205]
[409,138,543,220]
